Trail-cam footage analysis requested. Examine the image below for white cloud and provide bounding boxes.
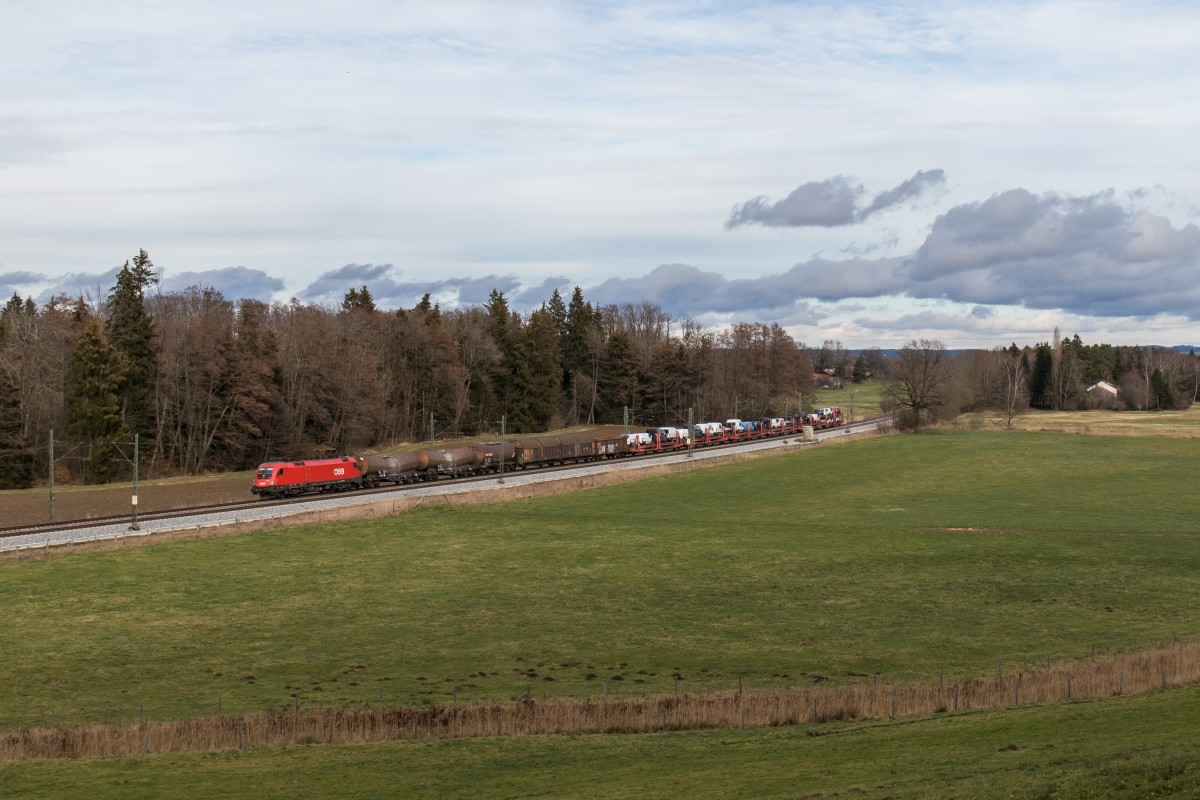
[3,1,1200,347]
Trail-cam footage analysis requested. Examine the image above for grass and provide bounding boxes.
[958,405,1200,437]
[5,685,1200,798]
[809,379,887,419]
[7,640,1198,761]
[1,429,1198,735]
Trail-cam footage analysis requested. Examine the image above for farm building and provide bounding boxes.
[1086,380,1119,408]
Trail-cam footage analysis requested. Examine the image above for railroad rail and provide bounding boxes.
[0,418,887,554]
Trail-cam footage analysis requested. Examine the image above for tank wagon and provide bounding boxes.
[354,452,430,486]
[252,409,845,498]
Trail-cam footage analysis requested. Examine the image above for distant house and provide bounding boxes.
[813,368,842,389]
[1086,380,1119,408]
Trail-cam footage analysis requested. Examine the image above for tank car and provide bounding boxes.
[425,445,484,478]
[473,441,517,471]
[355,452,429,486]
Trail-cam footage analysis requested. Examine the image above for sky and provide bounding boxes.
[3,0,1199,348]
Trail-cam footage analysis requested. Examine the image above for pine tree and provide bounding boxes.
[1150,368,1174,410]
[0,372,30,489]
[599,331,641,423]
[342,285,377,314]
[546,288,568,340]
[0,307,33,489]
[412,293,441,325]
[1030,343,1053,408]
[485,289,519,416]
[563,287,598,378]
[106,249,158,435]
[852,354,868,384]
[66,316,127,483]
[517,308,563,431]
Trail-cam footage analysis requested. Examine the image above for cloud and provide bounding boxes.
[35,267,122,304]
[587,186,1200,324]
[726,176,862,228]
[858,170,946,220]
[908,189,1200,318]
[512,276,569,307]
[725,170,946,229]
[299,263,522,309]
[161,267,285,303]
[586,262,853,321]
[299,263,396,303]
[0,271,47,298]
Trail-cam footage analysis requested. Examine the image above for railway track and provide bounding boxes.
[0,419,885,549]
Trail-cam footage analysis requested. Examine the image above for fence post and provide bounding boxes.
[1119,671,1124,695]
[1067,676,1072,700]
[953,684,958,711]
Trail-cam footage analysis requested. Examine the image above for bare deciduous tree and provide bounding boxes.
[885,339,951,432]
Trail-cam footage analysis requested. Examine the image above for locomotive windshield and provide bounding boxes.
[256,468,274,479]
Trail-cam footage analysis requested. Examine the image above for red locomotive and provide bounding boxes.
[252,456,362,498]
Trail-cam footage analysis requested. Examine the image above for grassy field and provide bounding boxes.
[958,405,1200,437]
[2,430,1198,726]
[3,686,1200,799]
[3,427,1200,795]
[808,379,887,420]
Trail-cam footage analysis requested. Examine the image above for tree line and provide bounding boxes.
[3,252,1196,486]
[887,331,1199,431]
[0,251,819,487]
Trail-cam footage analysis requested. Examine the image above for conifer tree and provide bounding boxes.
[599,330,641,423]
[484,289,519,416]
[0,307,33,489]
[515,307,562,431]
[66,316,127,483]
[1150,368,1174,410]
[106,249,158,435]
[342,285,377,314]
[0,373,30,488]
[1030,343,1053,408]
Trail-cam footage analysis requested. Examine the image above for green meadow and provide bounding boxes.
[2,428,1199,795]
[2,430,1198,724]
[5,686,1200,799]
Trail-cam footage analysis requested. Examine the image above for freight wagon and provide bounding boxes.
[252,408,845,498]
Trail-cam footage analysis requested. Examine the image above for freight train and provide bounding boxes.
[251,408,845,498]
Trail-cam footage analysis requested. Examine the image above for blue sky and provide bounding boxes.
[2,1,1199,347]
